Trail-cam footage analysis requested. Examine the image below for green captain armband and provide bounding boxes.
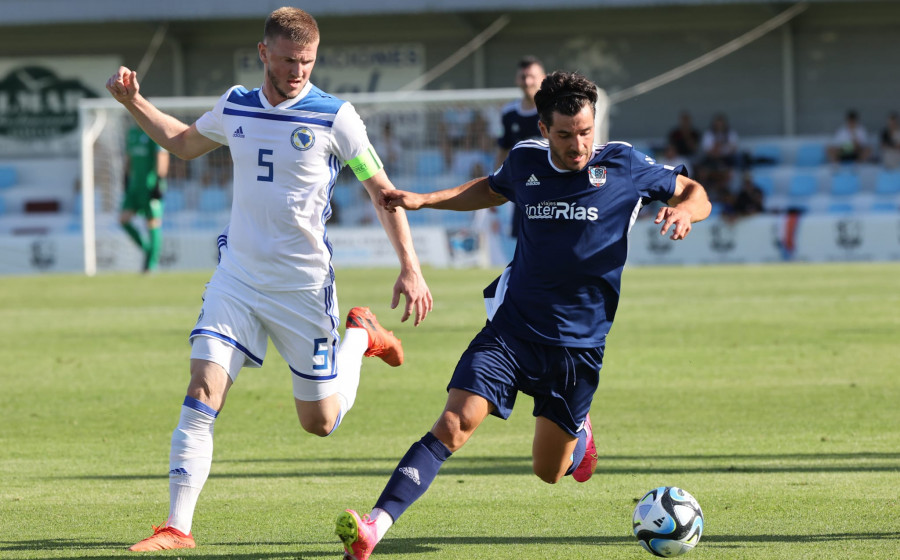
[347,146,384,181]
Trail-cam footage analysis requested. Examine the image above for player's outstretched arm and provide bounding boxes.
[656,175,712,240]
[362,171,434,326]
[106,66,221,160]
[381,177,507,213]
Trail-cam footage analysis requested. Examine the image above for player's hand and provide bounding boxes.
[381,190,424,213]
[392,267,433,326]
[106,66,140,104]
[655,206,693,240]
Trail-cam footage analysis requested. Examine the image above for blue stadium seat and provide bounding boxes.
[751,144,782,166]
[750,171,775,196]
[0,166,17,189]
[827,202,855,214]
[874,169,900,195]
[794,143,827,167]
[415,149,445,177]
[197,187,228,212]
[829,171,861,196]
[441,209,474,227]
[631,141,655,157]
[787,173,819,197]
[164,189,186,213]
[403,210,428,225]
[870,201,898,213]
[331,183,356,209]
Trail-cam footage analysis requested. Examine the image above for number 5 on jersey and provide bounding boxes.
[258,148,274,182]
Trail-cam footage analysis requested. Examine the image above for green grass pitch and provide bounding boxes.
[1,262,898,559]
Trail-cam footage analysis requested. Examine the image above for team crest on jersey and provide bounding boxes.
[588,165,607,187]
[290,126,315,151]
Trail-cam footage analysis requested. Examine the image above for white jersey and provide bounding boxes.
[195,81,371,290]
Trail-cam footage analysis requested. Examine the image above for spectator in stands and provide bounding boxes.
[120,126,169,273]
[439,105,475,170]
[827,109,871,164]
[199,148,232,191]
[697,112,740,204]
[450,111,494,177]
[373,120,403,171]
[879,111,900,169]
[497,55,546,240]
[657,141,692,178]
[723,171,765,220]
[667,110,701,163]
[165,156,190,188]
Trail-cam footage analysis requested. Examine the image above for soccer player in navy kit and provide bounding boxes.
[335,71,711,560]
[107,7,432,552]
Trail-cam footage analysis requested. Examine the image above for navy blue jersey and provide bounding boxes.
[497,100,541,150]
[486,140,684,348]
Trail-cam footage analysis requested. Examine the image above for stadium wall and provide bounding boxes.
[2,214,899,275]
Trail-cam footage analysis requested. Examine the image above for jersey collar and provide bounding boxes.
[257,80,314,110]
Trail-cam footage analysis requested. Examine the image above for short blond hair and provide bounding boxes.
[264,7,319,45]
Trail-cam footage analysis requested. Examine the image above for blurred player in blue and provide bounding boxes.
[106,6,433,551]
[497,56,545,241]
[335,71,711,560]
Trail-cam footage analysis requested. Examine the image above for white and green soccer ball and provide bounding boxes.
[632,486,704,557]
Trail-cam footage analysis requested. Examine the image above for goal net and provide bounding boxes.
[78,87,610,275]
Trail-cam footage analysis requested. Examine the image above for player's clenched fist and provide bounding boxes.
[106,66,140,103]
[381,190,423,212]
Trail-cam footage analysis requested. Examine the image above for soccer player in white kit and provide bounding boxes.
[105,7,433,551]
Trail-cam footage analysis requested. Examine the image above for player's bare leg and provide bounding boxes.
[532,414,596,484]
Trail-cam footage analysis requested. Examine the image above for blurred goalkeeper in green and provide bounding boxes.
[120,125,169,272]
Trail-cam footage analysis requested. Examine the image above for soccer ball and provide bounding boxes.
[632,486,704,557]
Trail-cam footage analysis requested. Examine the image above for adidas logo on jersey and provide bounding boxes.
[399,466,421,485]
[526,174,541,186]
[232,126,245,138]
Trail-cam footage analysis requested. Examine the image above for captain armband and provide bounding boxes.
[346,145,384,181]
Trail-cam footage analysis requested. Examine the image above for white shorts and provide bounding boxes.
[189,269,341,401]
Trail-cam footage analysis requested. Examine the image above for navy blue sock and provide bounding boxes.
[374,432,452,522]
[564,428,588,476]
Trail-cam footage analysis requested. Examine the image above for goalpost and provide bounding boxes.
[78,87,610,275]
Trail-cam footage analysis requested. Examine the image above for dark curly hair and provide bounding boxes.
[534,71,598,127]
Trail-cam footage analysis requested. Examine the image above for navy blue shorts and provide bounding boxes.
[448,321,604,436]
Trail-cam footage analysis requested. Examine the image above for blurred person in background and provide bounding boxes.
[497,56,546,242]
[697,112,740,205]
[879,112,900,168]
[827,109,871,164]
[666,110,701,165]
[724,171,765,220]
[120,125,169,272]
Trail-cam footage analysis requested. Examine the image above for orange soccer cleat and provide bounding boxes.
[128,525,196,551]
[346,307,404,367]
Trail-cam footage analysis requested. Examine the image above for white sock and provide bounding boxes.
[166,401,216,534]
[334,328,368,414]
[369,507,394,542]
